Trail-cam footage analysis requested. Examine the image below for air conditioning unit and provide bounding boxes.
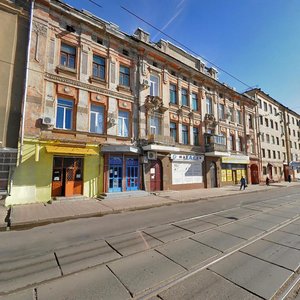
[147,151,157,160]
[142,79,149,86]
[42,117,54,126]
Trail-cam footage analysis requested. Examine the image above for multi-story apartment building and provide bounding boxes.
[247,88,300,182]
[0,0,29,199]
[6,0,260,206]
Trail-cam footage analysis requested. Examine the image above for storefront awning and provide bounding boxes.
[45,145,98,155]
[222,155,250,164]
[101,145,140,153]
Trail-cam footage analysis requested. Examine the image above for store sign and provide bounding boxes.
[172,160,203,185]
[222,156,249,164]
[171,154,204,162]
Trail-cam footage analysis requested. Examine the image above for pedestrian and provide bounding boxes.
[288,174,291,183]
[266,176,270,186]
[240,176,246,190]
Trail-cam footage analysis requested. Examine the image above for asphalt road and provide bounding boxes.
[1,186,300,300]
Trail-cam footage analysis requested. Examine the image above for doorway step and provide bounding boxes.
[98,190,149,200]
[52,195,90,202]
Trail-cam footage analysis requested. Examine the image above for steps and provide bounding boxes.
[98,190,150,200]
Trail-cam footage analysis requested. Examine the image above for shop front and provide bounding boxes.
[102,145,141,193]
[220,155,249,186]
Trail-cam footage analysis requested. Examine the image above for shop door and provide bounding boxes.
[251,164,259,184]
[232,170,237,184]
[150,160,162,192]
[126,158,139,191]
[51,157,83,197]
[210,162,217,187]
[108,157,123,192]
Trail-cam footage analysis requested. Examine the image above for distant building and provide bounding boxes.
[247,88,300,182]
[0,0,30,199]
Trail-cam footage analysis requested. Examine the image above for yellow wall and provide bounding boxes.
[6,140,103,206]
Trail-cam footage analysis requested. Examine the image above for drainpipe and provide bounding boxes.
[19,0,35,163]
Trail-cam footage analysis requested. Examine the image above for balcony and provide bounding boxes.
[204,134,227,153]
[147,134,175,146]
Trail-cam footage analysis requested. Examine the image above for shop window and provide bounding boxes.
[119,65,130,87]
[92,55,105,80]
[90,104,104,134]
[60,43,76,69]
[150,74,160,97]
[118,110,129,137]
[56,98,73,130]
[182,124,189,144]
[170,84,177,104]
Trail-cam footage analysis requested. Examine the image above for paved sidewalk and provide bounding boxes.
[3,181,300,230]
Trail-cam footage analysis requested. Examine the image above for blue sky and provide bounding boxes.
[65,0,300,113]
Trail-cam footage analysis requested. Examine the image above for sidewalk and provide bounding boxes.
[2,181,300,230]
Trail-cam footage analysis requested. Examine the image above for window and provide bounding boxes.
[269,104,272,114]
[262,148,265,158]
[274,107,277,115]
[92,55,105,80]
[273,150,276,159]
[259,99,262,108]
[56,99,73,130]
[277,151,280,159]
[292,117,295,124]
[118,110,129,137]
[274,167,277,175]
[270,120,274,128]
[250,139,255,153]
[272,136,275,144]
[193,127,199,146]
[268,149,271,158]
[279,167,282,174]
[170,122,177,142]
[228,134,235,151]
[260,116,263,125]
[264,102,267,111]
[90,104,104,134]
[261,133,265,142]
[206,97,213,114]
[60,43,76,69]
[237,136,243,152]
[236,110,242,124]
[283,152,286,160]
[276,137,279,145]
[275,122,278,130]
[181,88,188,106]
[229,108,234,122]
[266,134,270,143]
[170,84,177,104]
[192,93,198,111]
[150,114,161,135]
[218,103,225,119]
[150,74,159,96]
[248,114,253,129]
[282,139,285,147]
[182,124,189,144]
[119,65,130,87]
[265,118,269,127]
[295,142,297,149]
[263,166,267,175]
[293,129,296,137]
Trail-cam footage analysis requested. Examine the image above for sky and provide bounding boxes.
[64,0,300,113]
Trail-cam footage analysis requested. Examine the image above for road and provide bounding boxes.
[1,186,300,300]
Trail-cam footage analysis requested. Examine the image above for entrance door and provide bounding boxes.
[251,164,259,184]
[108,156,123,192]
[51,157,83,197]
[150,160,162,192]
[126,158,139,191]
[210,162,217,187]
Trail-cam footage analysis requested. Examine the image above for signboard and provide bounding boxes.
[222,156,249,164]
[171,154,204,162]
[172,161,203,184]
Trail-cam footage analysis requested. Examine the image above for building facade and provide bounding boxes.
[0,0,30,199]
[247,88,300,182]
[7,0,261,206]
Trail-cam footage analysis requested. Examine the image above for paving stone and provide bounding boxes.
[106,231,162,256]
[200,214,233,226]
[0,289,34,300]
[209,251,293,299]
[108,249,185,296]
[158,269,260,300]
[191,229,246,252]
[241,239,300,271]
[249,213,288,224]
[216,208,258,220]
[173,219,216,233]
[0,253,60,294]
[280,223,300,236]
[217,223,264,240]
[143,224,193,243]
[237,217,277,231]
[156,238,220,270]
[37,265,130,300]
[266,209,299,219]
[242,204,266,212]
[55,239,120,275]
[264,231,300,250]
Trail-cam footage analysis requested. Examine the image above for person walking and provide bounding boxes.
[266,176,270,186]
[288,174,291,183]
[240,176,246,190]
